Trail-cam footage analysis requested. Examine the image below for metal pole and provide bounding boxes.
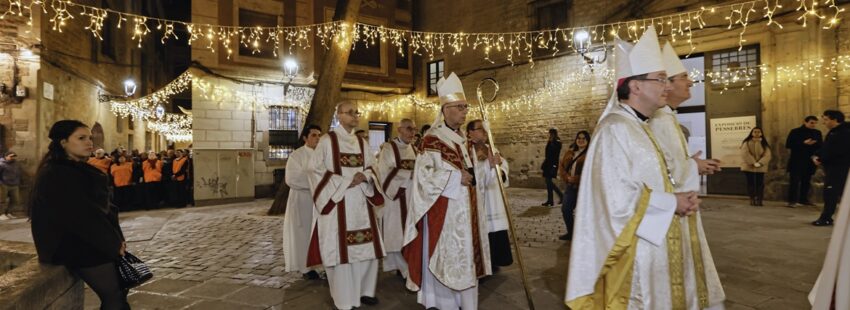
[476,78,535,310]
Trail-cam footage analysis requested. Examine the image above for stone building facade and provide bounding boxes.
[190,0,415,202]
[0,0,187,209]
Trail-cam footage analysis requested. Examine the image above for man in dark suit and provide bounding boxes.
[813,110,850,226]
[785,116,822,207]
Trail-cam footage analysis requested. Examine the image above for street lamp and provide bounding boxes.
[572,29,607,66]
[155,104,165,119]
[284,58,299,79]
[123,79,137,97]
[573,30,590,54]
[283,58,299,101]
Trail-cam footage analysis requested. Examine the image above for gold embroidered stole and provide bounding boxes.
[671,116,710,308]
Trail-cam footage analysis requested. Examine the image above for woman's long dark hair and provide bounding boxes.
[742,126,770,149]
[29,120,89,218]
[569,130,591,152]
[548,128,560,142]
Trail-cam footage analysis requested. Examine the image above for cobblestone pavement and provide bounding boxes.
[0,188,835,309]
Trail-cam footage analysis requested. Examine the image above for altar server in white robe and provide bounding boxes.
[376,118,418,279]
[466,119,513,273]
[809,170,850,309]
[307,101,386,310]
[403,72,491,310]
[565,27,703,310]
[283,124,323,279]
[647,41,726,309]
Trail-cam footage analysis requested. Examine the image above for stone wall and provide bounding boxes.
[838,23,850,113]
[0,241,84,310]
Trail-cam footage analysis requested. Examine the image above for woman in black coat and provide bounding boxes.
[30,120,129,310]
[541,128,563,206]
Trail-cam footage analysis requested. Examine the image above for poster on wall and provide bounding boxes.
[709,115,757,168]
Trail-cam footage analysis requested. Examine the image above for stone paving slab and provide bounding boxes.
[126,292,197,310]
[184,300,266,310]
[223,286,284,307]
[135,279,202,295]
[179,282,247,299]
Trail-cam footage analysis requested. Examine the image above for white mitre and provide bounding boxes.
[662,41,687,77]
[598,25,666,123]
[432,72,467,129]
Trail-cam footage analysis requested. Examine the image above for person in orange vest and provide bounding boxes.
[168,149,189,208]
[87,148,111,174]
[142,151,163,210]
[109,155,134,211]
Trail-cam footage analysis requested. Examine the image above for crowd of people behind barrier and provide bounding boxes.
[88,147,194,212]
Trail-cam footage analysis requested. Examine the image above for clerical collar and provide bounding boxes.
[628,106,650,121]
[444,121,460,132]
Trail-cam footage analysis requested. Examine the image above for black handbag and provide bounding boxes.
[115,252,153,289]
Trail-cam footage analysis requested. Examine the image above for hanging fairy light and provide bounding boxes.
[106,70,192,120]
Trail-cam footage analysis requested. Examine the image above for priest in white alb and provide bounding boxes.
[809,170,850,309]
[565,27,702,310]
[466,119,513,273]
[283,124,323,280]
[648,41,726,309]
[307,101,385,310]
[403,72,491,310]
[376,118,418,279]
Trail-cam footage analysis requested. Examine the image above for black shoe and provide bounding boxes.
[812,219,834,226]
[427,308,440,310]
[360,296,379,306]
[558,233,571,241]
[302,270,320,280]
[541,202,553,207]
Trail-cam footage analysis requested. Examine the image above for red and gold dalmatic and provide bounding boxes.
[307,126,385,268]
[376,137,417,277]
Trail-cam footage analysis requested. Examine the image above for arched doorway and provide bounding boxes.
[91,122,105,149]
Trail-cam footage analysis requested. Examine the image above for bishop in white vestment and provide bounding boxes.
[403,73,491,310]
[565,27,702,310]
[647,42,726,310]
[283,125,323,278]
[307,101,385,310]
[376,118,418,279]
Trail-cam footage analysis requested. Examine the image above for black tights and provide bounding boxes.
[744,172,764,200]
[72,263,130,310]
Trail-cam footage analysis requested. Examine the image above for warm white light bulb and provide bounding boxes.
[123,79,136,96]
[284,58,299,78]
